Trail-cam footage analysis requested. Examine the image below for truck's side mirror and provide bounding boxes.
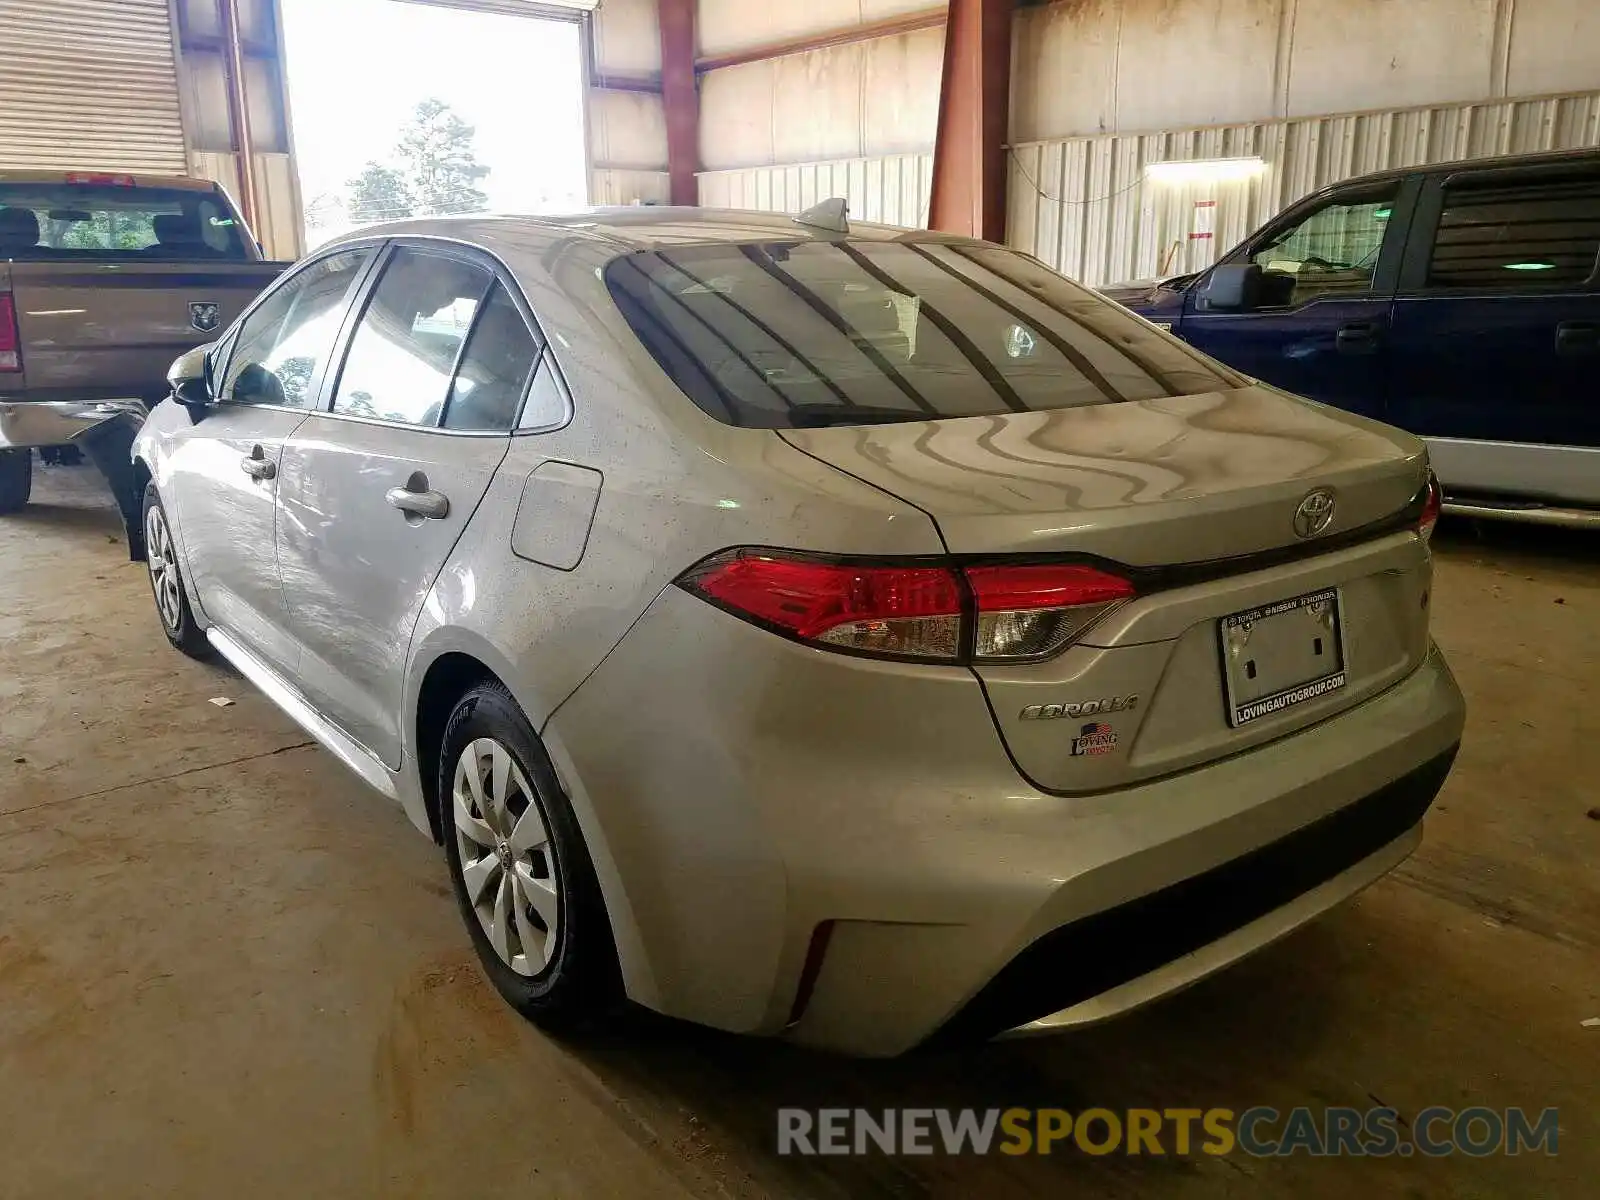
[167,343,215,420]
[1200,263,1265,312]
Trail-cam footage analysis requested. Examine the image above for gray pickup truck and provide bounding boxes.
[0,171,286,548]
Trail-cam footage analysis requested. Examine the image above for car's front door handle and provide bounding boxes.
[386,481,450,520]
[241,450,275,481]
[1555,321,1599,355]
[1335,322,1381,355]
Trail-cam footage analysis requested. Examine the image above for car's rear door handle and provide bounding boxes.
[241,447,275,481]
[1334,322,1381,355]
[1555,321,1599,355]
[386,478,450,520]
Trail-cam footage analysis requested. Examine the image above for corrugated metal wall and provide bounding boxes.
[698,152,932,225]
[0,0,188,173]
[1011,90,1600,288]
[591,168,671,206]
[586,0,669,204]
[697,26,945,172]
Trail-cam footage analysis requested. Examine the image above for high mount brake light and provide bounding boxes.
[64,172,137,187]
[677,550,1136,663]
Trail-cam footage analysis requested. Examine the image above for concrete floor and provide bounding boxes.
[1,464,1594,1199]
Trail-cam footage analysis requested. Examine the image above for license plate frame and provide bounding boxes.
[1218,587,1347,728]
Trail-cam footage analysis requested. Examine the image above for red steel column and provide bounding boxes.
[657,0,700,206]
[928,0,1014,242]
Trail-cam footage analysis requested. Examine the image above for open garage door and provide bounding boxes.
[0,0,188,174]
[282,0,591,247]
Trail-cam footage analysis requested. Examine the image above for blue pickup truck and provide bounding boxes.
[1104,149,1599,528]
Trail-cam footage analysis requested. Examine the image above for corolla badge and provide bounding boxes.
[189,301,221,333]
[1293,488,1337,539]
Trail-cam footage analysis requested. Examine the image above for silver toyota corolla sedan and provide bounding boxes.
[131,206,1465,1056]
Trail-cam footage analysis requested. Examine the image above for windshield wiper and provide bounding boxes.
[786,404,930,428]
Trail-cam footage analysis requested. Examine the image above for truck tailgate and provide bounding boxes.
[0,260,284,400]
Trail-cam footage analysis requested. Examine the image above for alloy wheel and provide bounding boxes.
[144,504,183,633]
[451,737,560,976]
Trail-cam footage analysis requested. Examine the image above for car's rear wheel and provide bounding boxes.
[142,482,209,659]
[439,682,620,1028]
[0,449,32,514]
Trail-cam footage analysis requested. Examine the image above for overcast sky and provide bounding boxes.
[280,0,588,224]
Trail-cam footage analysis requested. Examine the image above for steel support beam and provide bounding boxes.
[928,0,1014,243]
[695,6,947,74]
[657,0,700,206]
[217,0,260,232]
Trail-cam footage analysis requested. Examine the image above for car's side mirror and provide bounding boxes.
[167,344,215,420]
[1200,263,1265,312]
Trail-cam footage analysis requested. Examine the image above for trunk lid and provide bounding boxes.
[780,386,1435,793]
[777,384,1427,565]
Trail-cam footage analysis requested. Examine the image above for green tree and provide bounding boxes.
[52,211,153,249]
[394,98,490,217]
[345,163,415,224]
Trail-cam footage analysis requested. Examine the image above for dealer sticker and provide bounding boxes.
[1070,721,1119,757]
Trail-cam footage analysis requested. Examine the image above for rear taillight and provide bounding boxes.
[1418,471,1442,543]
[681,551,965,660]
[967,563,1138,660]
[678,550,1135,664]
[0,294,19,372]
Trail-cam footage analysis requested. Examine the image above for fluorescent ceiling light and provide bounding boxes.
[1505,261,1556,271]
[1145,157,1266,185]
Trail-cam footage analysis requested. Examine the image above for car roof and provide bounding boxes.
[327,206,950,258]
[1321,146,1600,191]
[0,169,222,191]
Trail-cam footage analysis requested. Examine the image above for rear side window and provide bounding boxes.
[604,240,1243,429]
[0,182,250,260]
[1429,176,1600,289]
[443,285,541,431]
[332,248,494,427]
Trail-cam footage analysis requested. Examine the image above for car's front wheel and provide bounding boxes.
[439,681,620,1028]
[0,449,32,514]
[142,482,209,659]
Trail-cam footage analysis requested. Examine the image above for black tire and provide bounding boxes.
[0,449,31,514]
[439,681,621,1028]
[141,482,210,659]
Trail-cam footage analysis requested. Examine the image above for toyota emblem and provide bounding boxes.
[1293,489,1337,539]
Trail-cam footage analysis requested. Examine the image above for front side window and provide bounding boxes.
[1250,188,1398,306]
[0,183,250,259]
[1428,177,1600,289]
[332,248,494,427]
[605,239,1241,429]
[220,248,372,407]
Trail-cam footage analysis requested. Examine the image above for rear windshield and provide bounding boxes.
[604,239,1243,428]
[0,183,251,261]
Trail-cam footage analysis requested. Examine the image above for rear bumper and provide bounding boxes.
[0,400,148,555]
[549,586,1466,1057]
[965,746,1454,1042]
[0,398,148,450]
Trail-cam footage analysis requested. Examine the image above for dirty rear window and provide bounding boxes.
[604,239,1243,428]
[0,183,251,260]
